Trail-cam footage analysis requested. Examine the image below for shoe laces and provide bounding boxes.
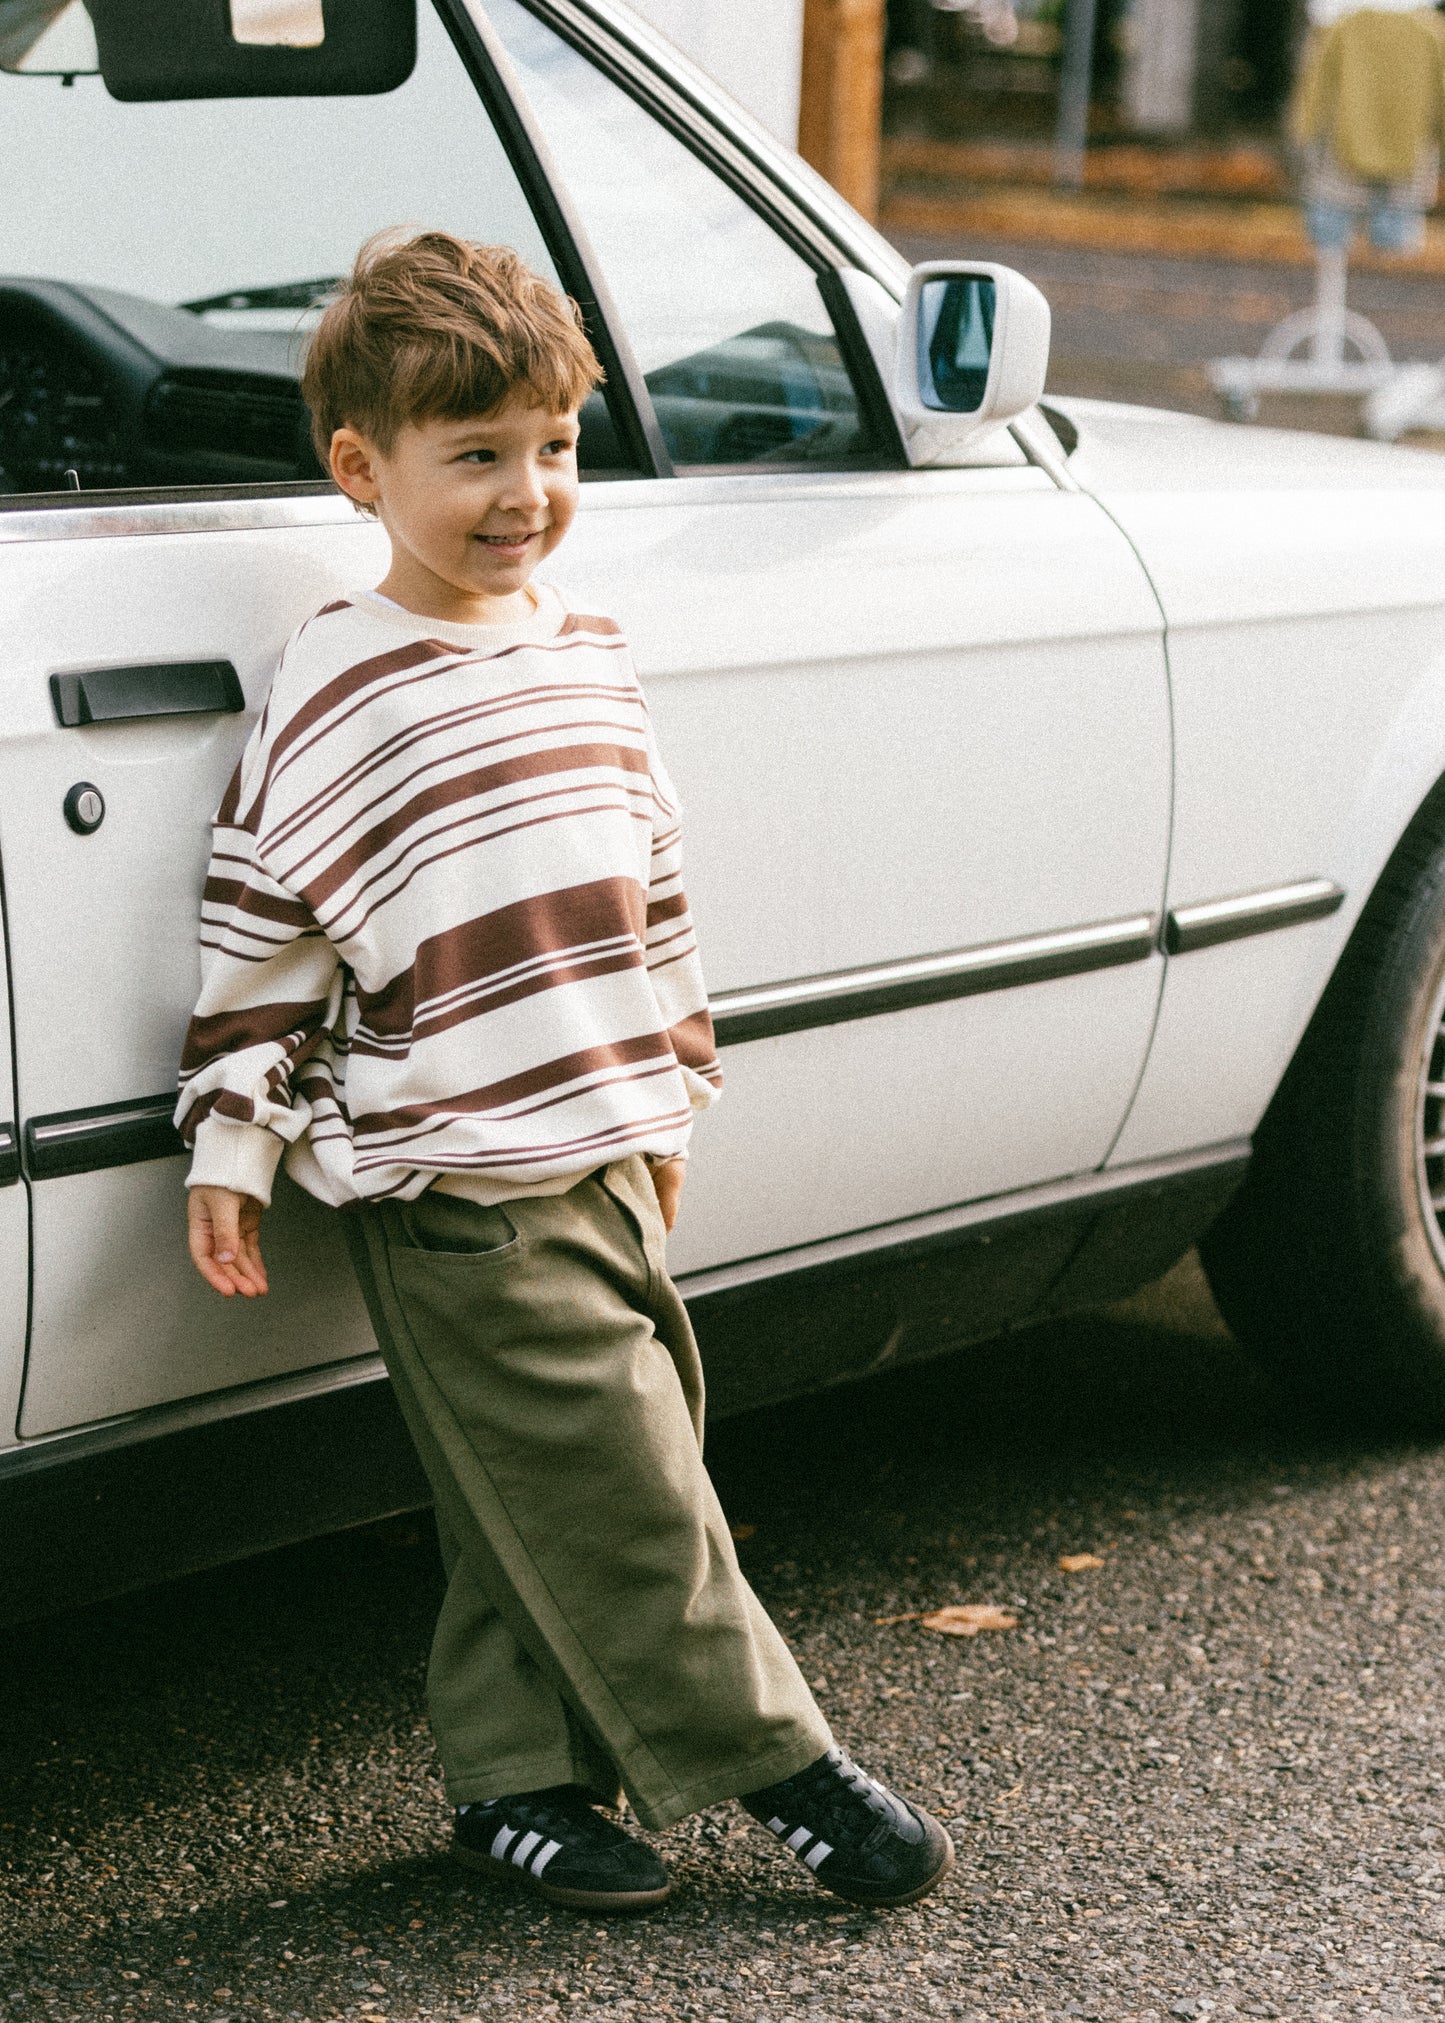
[780,1748,914,1852]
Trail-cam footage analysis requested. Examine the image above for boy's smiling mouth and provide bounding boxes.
[475,529,542,552]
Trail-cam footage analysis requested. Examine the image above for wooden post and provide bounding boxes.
[798,0,886,222]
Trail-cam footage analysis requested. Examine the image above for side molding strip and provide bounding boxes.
[1165,878,1344,956]
[27,1095,182,1182]
[711,913,1158,1048]
[0,1138,1251,1483]
[0,1124,18,1187]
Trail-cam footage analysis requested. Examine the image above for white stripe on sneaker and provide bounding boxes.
[490,1825,518,1861]
[511,1829,543,1869]
[804,1840,833,1871]
[785,1827,813,1854]
[766,1816,789,1836]
[530,1838,564,1878]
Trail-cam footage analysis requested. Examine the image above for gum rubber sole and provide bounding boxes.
[813,1822,956,1909]
[450,1838,672,1912]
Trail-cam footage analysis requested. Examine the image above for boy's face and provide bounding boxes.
[330,393,582,620]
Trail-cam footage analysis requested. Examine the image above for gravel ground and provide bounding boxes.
[7,1254,1445,2022]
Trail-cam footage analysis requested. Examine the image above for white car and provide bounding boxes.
[4,0,1445,1621]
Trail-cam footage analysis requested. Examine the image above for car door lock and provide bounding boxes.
[63,783,105,835]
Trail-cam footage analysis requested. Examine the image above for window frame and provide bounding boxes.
[0,0,669,522]
[476,0,908,477]
[0,0,909,527]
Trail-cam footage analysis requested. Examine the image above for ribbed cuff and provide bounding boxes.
[186,1118,286,1207]
[681,1064,721,1111]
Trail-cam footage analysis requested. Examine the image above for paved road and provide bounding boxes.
[893,231,1445,427]
[7,1256,1445,2022]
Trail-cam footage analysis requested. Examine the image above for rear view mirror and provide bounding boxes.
[0,0,415,95]
[894,260,1051,466]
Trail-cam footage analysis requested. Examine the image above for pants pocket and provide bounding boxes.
[384,1191,520,1259]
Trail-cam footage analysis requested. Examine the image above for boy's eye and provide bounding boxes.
[458,448,497,464]
[543,438,577,458]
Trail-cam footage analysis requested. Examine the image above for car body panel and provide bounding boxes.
[1049,401,1445,1165]
[5,449,1172,1428]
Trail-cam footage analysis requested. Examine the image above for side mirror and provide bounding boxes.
[894,262,1051,466]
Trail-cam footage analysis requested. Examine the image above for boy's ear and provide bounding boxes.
[330,427,383,506]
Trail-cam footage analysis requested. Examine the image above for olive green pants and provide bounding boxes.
[342,1155,831,1830]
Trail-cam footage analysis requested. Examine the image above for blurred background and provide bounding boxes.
[633,0,1445,438]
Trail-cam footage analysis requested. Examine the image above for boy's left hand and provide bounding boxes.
[649,1156,686,1232]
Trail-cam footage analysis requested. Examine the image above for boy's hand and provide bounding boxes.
[188,1186,269,1298]
[648,1156,686,1233]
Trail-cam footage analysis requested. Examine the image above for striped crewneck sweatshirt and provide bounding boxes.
[176,582,722,1208]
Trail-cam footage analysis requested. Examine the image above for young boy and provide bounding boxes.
[177,230,952,1914]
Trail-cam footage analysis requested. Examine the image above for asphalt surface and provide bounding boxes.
[8,1253,1445,2021]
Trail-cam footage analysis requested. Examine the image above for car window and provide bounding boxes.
[0,1,632,497]
[487,0,884,474]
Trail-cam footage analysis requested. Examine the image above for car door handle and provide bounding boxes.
[50,660,244,728]
[24,1096,182,1180]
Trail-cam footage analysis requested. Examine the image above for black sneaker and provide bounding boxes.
[452,1785,670,1911]
[741,1746,954,1908]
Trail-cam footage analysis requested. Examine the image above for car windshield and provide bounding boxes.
[0,3,551,315]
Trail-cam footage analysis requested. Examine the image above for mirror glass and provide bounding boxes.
[918,274,995,414]
[0,0,97,74]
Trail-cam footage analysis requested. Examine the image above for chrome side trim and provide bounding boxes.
[711,913,1158,1047]
[0,488,361,544]
[26,1094,181,1180]
[0,1354,387,1481]
[674,1140,1253,1301]
[0,1123,17,1188]
[1165,878,1345,956]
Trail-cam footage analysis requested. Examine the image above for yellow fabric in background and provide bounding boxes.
[1292,9,1445,184]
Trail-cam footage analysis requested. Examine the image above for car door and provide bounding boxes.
[0,0,646,1435]
[482,0,1174,1275]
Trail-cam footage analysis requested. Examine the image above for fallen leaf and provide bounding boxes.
[920,1603,1019,1636]
[874,1611,923,1626]
[729,1523,756,1542]
[1059,1553,1106,1573]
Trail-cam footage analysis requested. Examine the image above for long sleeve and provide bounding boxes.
[641,708,722,1114]
[175,741,343,1206]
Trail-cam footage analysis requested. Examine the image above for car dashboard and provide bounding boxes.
[0,280,323,496]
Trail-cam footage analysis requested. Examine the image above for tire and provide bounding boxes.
[1199,782,1445,1431]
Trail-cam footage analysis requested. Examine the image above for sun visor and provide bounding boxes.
[87,0,415,100]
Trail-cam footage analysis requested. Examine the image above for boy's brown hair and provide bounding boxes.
[301,229,603,469]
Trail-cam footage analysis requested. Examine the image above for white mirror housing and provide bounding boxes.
[894,261,1052,468]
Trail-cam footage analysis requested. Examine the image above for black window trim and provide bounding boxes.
[435,0,672,479]
[483,0,908,476]
[500,0,873,273]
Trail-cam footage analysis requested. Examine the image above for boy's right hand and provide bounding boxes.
[187,1185,269,1298]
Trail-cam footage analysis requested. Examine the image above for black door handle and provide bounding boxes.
[50,661,244,728]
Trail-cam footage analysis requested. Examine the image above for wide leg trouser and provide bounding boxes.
[342,1154,831,1830]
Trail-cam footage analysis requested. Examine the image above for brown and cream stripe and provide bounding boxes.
[177,586,720,1209]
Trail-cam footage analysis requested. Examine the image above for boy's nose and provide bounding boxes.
[496,461,549,512]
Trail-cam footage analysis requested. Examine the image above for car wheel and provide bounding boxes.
[1199,785,1445,1429]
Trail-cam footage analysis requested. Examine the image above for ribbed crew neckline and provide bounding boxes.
[353,580,566,651]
